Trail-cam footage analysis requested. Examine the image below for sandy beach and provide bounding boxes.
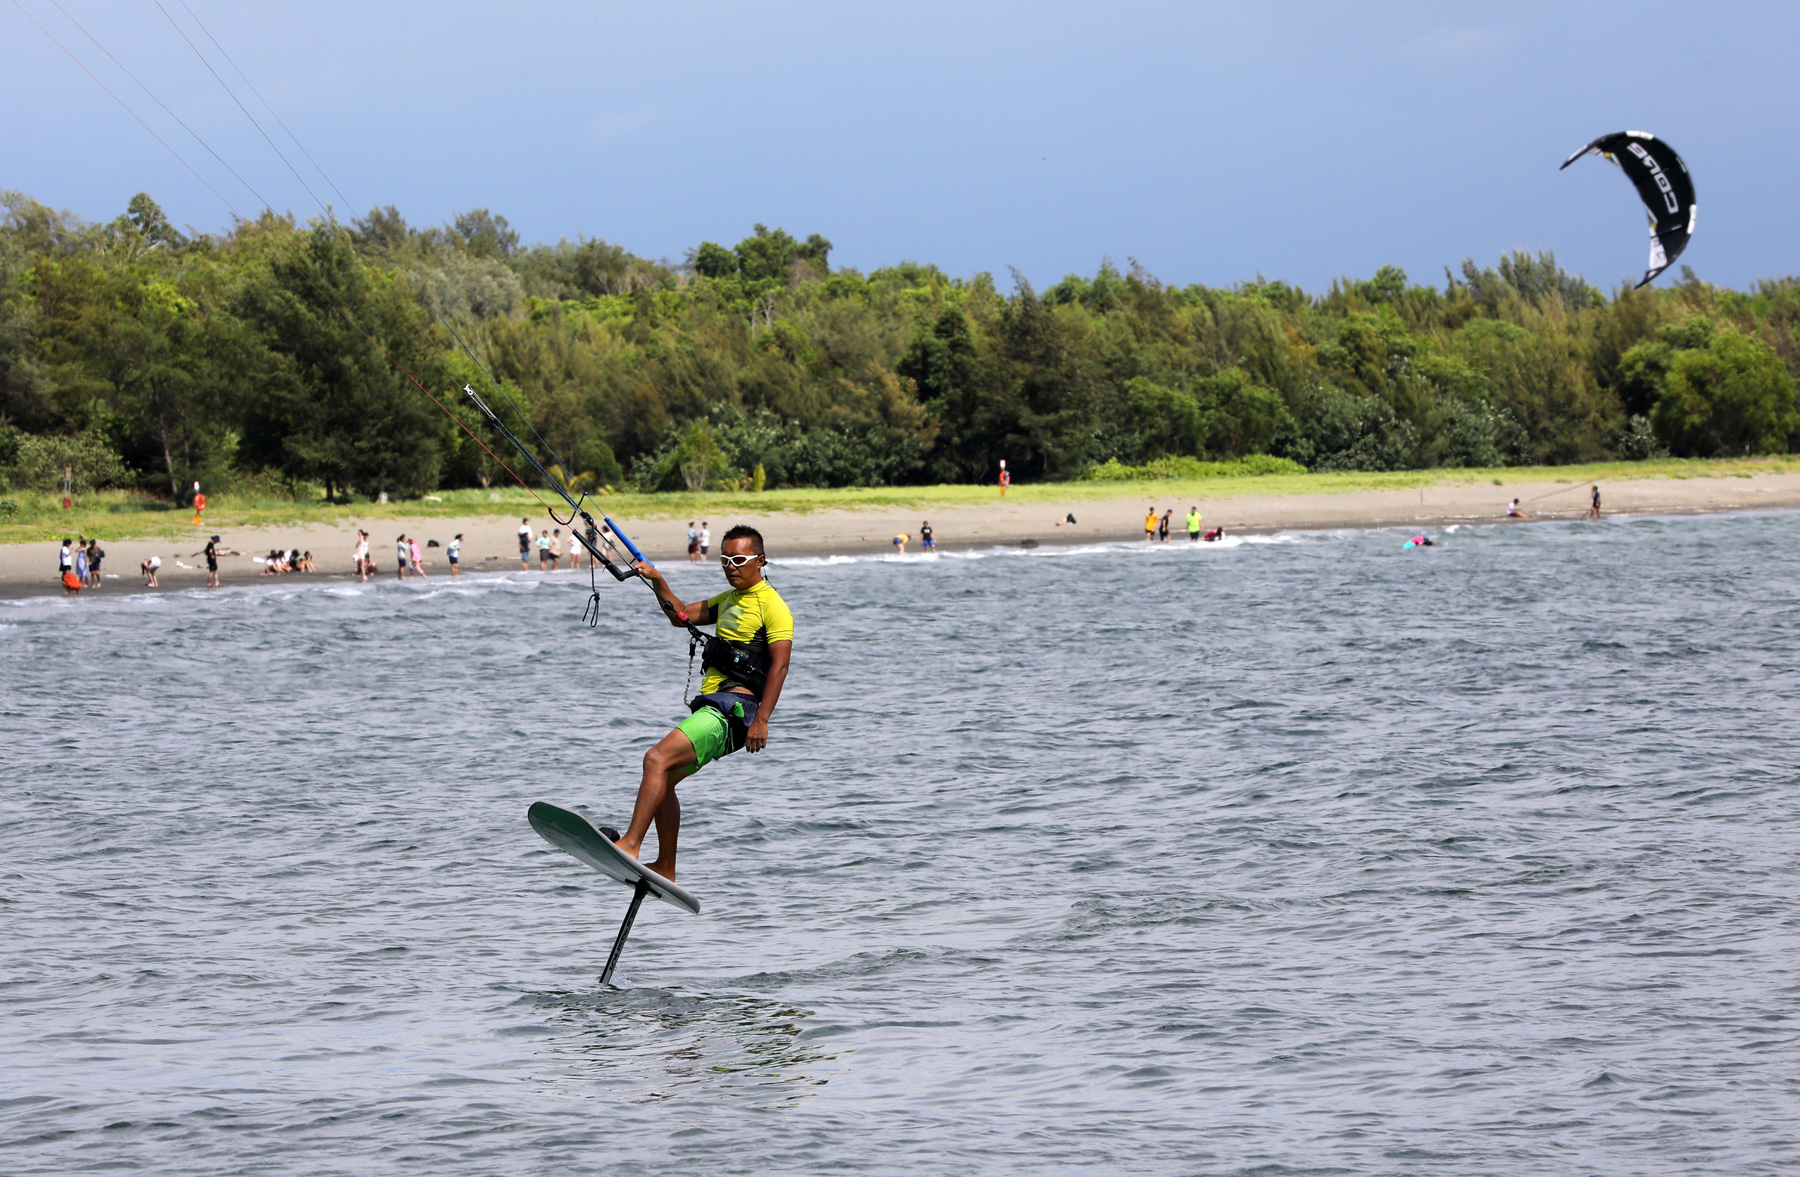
[6,469,1799,598]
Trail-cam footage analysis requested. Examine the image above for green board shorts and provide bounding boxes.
[677,690,761,771]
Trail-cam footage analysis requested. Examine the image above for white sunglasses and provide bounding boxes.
[718,552,761,568]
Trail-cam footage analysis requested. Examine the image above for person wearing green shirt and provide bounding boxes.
[1186,507,1202,541]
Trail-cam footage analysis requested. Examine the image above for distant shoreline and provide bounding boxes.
[5,466,1798,602]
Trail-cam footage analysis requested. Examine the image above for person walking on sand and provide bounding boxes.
[410,535,428,580]
[396,535,410,580]
[1186,506,1202,541]
[448,533,462,577]
[920,520,935,552]
[1144,507,1157,542]
[1159,509,1172,542]
[518,518,532,571]
[1587,485,1602,520]
[205,536,220,588]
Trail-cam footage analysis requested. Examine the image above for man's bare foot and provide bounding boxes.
[613,837,641,860]
[644,859,676,881]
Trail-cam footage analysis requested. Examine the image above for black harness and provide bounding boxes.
[691,628,772,697]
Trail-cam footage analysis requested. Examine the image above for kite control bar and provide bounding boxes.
[603,517,694,625]
[604,516,651,567]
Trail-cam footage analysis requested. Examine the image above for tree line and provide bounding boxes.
[2,187,1797,502]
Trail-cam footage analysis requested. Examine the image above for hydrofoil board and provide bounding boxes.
[528,801,701,915]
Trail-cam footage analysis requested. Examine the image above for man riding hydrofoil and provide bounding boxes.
[616,524,793,880]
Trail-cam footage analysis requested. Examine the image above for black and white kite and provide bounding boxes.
[1560,131,1696,287]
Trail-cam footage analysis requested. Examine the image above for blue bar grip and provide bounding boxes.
[604,516,650,567]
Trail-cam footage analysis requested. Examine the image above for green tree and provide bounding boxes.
[1650,328,1798,456]
[234,223,449,500]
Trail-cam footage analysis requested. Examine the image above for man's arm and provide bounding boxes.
[633,562,714,626]
[745,640,791,753]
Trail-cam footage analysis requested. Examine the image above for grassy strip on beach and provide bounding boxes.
[1,456,1791,545]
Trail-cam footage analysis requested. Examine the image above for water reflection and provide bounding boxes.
[525,987,837,1103]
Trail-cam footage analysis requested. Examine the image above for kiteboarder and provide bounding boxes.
[617,525,794,879]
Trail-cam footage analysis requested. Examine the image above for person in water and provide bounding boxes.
[621,525,794,879]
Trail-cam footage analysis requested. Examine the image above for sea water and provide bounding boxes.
[3,512,1799,1175]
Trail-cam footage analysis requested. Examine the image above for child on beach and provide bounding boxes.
[448,534,462,577]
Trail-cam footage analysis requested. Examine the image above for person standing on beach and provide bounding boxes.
[355,530,371,581]
[1186,507,1202,541]
[396,535,409,580]
[205,536,220,588]
[410,535,428,580]
[537,529,551,571]
[998,460,1010,496]
[1144,508,1157,541]
[518,519,532,571]
[448,533,462,577]
[87,538,103,586]
[567,530,581,571]
[73,540,88,586]
[1159,510,1172,542]
[59,538,73,580]
[1587,485,1602,519]
[687,522,700,563]
[549,529,563,572]
[700,523,711,558]
[920,521,935,552]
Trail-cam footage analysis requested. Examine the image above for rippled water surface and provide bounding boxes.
[6,513,1800,1175]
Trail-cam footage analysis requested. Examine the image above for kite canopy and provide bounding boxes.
[1560,131,1696,287]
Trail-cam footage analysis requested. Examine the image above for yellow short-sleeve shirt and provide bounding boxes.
[701,578,793,694]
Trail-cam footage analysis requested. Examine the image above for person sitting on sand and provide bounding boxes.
[1506,498,1527,518]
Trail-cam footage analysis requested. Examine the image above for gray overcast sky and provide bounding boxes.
[4,1,1795,293]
